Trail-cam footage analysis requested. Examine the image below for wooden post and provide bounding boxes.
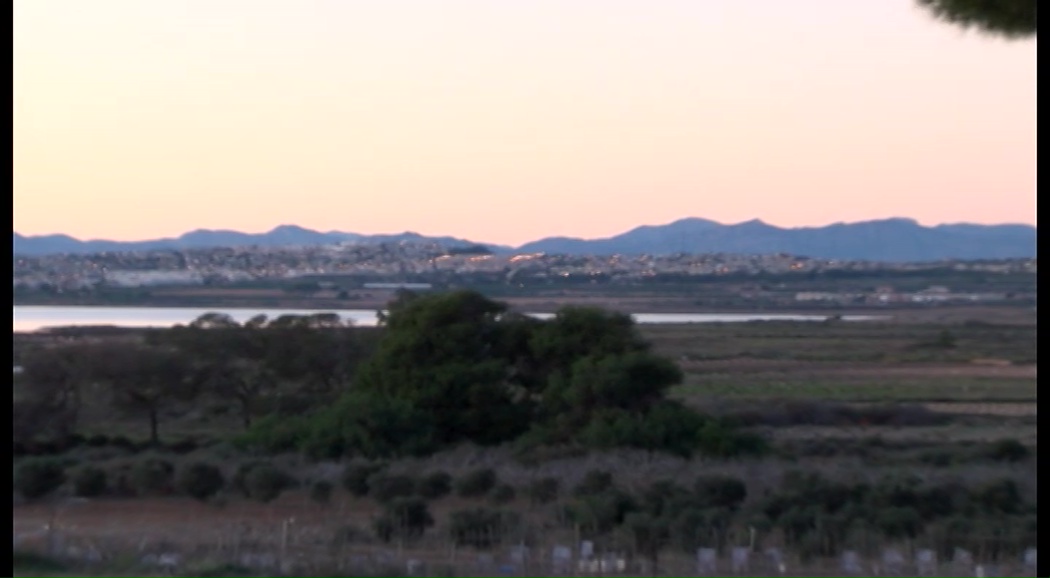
[574,524,582,577]
[280,517,291,571]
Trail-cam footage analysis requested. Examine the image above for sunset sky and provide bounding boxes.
[13,0,1036,246]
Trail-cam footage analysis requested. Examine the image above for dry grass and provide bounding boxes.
[921,402,1037,417]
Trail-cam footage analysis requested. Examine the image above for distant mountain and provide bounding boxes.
[12,218,1037,261]
[12,226,511,256]
[514,218,1036,261]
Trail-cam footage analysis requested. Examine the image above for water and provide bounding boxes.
[12,305,884,333]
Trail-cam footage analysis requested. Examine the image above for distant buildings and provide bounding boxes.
[11,242,1037,296]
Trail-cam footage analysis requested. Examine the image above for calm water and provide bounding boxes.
[12,305,883,333]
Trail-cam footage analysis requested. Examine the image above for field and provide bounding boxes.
[12,305,1038,577]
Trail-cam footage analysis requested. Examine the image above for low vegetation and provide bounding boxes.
[11,290,1037,575]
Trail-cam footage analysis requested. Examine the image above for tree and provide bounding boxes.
[915,0,1035,39]
[354,290,532,446]
[542,353,682,419]
[165,313,360,428]
[260,315,358,398]
[88,343,197,445]
[528,306,651,380]
[15,345,89,443]
[165,320,276,429]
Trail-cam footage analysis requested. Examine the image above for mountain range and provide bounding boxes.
[13,218,1037,262]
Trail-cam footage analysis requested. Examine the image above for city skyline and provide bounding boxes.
[14,0,1036,246]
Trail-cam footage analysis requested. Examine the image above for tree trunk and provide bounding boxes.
[241,401,252,429]
[149,408,160,446]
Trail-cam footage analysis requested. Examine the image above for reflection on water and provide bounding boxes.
[12,305,884,333]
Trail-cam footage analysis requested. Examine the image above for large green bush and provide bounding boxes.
[222,292,763,460]
[299,392,438,459]
[233,414,309,454]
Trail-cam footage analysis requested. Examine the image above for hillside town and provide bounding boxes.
[13,241,1036,297]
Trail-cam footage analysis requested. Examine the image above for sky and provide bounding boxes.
[13,0,1036,246]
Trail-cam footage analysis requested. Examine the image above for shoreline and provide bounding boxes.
[12,298,1037,327]
[13,296,897,316]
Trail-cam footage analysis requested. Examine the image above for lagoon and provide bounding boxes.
[12,306,885,333]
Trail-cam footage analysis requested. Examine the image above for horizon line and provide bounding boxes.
[13,215,1038,246]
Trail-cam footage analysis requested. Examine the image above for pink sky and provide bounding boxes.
[13,0,1036,246]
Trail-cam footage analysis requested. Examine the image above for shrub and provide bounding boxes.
[368,473,417,504]
[448,508,522,549]
[167,438,200,454]
[109,435,140,453]
[975,479,1023,514]
[983,439,1030,462]
[299,391,438,459]
[342,462,385,497]
[526,477,560,505]
[245,464,295,503]
[231,461,265,497]
[695,417,769,458]
[917,482,972,519]
[416,471,452,500]
[15,459,67,500]
[130,458,175,496]
[918,449,960,467]
[234,414,309,454]
[489,483,516,505]
[455,468,498,498]
[310,480,334,504]
[85,434,111,448]
[573,469,614,497]
[694,475,748,511]
[876,506,923,539]
[71,466,107,497]
[373,497,434,543]
[177,462,225,501]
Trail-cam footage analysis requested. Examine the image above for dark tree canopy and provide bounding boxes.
[87,343,197,445]
[916,0,1036,39]
[240,289,761,460]
[354,290,531,446]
